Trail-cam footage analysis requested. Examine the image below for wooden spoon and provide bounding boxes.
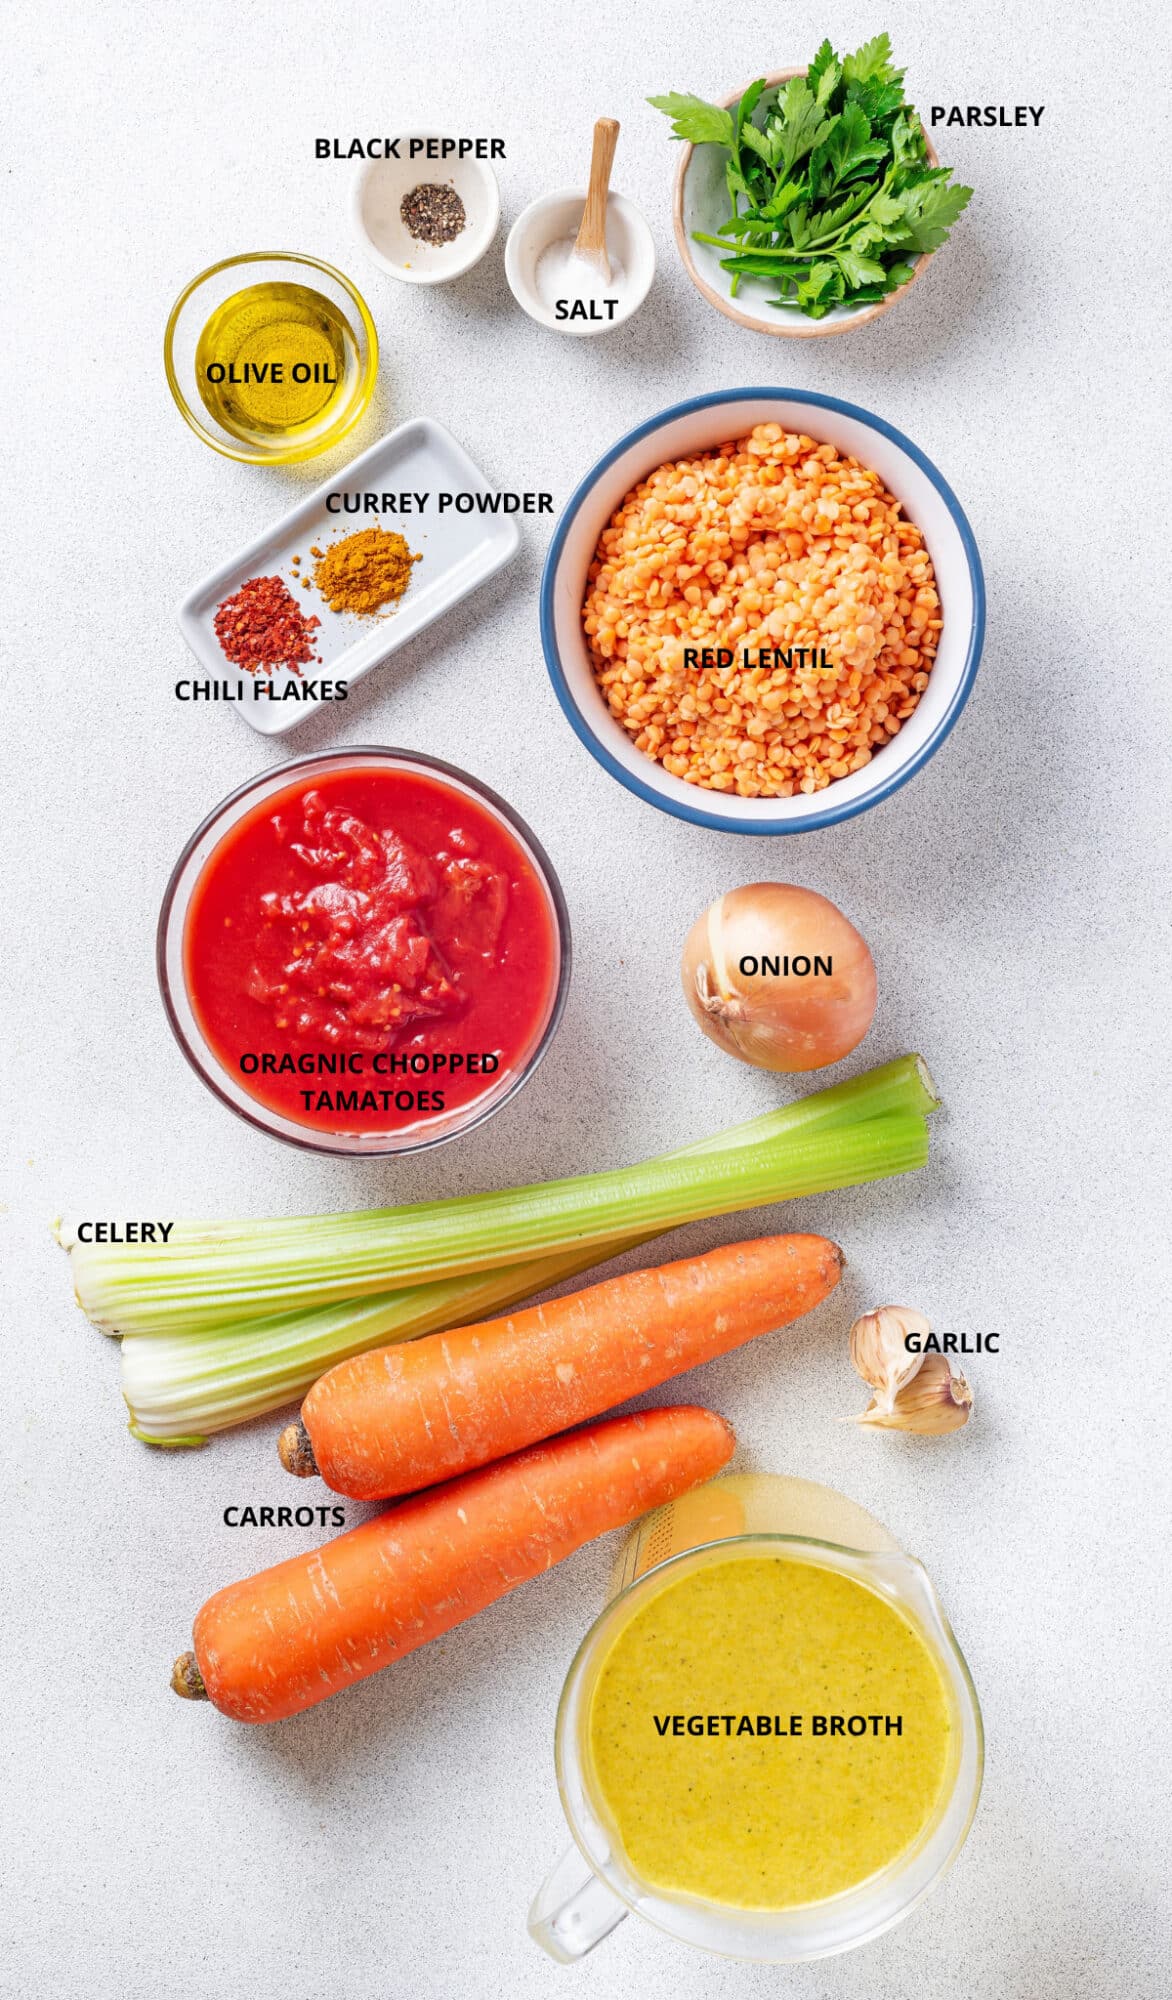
[572,118,620,284]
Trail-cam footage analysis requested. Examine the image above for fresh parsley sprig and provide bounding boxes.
[650,34,972,318]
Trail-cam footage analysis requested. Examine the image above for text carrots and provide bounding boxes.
[173,1405,736,1724]
[280,1234,843,1501]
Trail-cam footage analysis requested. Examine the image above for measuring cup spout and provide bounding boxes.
[857,1550,951,1641]
[528,1845,627,1963]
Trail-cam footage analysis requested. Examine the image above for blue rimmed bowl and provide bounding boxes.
[540,389,984,835]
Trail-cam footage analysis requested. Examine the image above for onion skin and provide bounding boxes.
[680,884,877,1073]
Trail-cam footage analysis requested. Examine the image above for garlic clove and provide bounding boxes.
[849,1305,931,1414]
[852,1352,973,1434]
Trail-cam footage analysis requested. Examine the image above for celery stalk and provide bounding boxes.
[63,1053,936,1282]
[122,1233,655,1444]
[73,1099,931,1338]
[117,1057,939,1440]
[65,1055,940,1443]
[123,1115,933,1442]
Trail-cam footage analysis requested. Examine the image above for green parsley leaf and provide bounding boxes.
[740,122,776,167]
[734,77,766,147]
[837,246,889,287]
[796,262,845,317]
[890,109,926,171]
[762,178,804,221]
[826,102,889,184]
[899,178,974,251]
[842,32,895,85]
[807,37,842,105]
[809,106,888,201]
[808,183,879,238]
[775,74,832,173]
[787,203,812,250]
[838,280,896,304]
[646,93,735,147]
[844,76,906,125]
[866,190,907,227]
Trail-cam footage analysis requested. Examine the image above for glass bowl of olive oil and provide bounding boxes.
[165,252,379,464]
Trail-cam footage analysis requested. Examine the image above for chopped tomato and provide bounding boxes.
[185,767,559,1134]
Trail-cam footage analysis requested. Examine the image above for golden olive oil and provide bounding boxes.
[195,282,359,447]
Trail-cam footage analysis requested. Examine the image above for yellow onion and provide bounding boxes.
[680,884,877,1073]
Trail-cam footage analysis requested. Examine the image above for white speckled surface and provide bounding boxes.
[3,3,1170,1996]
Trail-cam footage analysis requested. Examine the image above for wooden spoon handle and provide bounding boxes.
[575,117,620,259]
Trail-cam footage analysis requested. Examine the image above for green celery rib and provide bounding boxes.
[75,1100,930,1337]
[122,1232,657,1444]
[668,1054,937,1159]
[118,1057,939,1441]
[69,1057,937,1333]
[65,1054,935,1269]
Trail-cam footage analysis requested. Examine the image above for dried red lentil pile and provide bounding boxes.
[582,423,942,798]
[213,575,321,675]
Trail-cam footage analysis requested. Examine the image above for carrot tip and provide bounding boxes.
[278,1420,318,1479]
[171,1651,208,1701]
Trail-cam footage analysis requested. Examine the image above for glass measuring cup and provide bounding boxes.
[529,1476,983,1965]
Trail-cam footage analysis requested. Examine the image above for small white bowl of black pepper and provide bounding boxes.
[353,134,501,284]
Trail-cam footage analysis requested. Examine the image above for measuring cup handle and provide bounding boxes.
[527,1846,628,1962]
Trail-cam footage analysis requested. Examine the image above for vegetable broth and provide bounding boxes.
[587,1553,951,1909]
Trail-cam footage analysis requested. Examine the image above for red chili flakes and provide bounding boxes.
[213,575,321,676]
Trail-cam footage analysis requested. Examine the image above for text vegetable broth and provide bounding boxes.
[588,1555,952,1909]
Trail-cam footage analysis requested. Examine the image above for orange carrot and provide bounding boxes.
[173,1405,735,1724]
[280,1233,841,1502]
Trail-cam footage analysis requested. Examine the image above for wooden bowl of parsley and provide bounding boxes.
[651,34,971,337]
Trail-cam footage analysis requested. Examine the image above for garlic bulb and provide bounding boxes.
[848,1305,973,1436]
[852,1353,973,1435]
[849,1305,930,1414]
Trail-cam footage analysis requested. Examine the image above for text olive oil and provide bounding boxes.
[195,282,359,448]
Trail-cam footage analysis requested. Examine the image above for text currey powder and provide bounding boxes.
[582,424,941,798]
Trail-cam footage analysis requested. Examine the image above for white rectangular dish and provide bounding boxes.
[177,418,521,736]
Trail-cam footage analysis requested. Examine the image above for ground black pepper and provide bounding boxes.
[401,182,467,247]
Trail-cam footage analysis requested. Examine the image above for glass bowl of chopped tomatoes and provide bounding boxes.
[158,748,572,1153]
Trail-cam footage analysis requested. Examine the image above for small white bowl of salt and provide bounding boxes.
[505,120,655,336]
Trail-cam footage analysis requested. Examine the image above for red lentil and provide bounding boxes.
[582,424,942,798]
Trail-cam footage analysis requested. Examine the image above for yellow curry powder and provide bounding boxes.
[312,528,421,614]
